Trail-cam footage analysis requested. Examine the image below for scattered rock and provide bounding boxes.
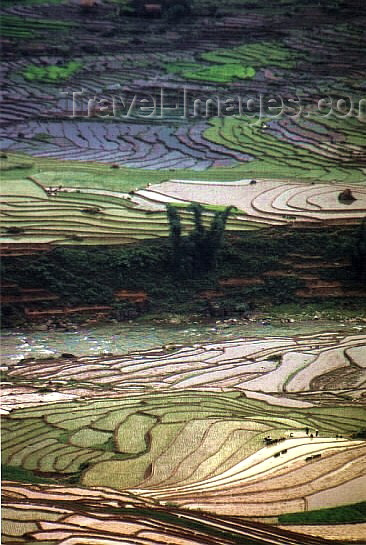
[338,188,357,204]
[168,316,184,325]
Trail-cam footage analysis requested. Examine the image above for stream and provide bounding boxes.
[2,319,364,363]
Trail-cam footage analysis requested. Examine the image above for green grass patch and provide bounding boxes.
[1,178,47,198]
[4,150,365,193]
[202,41,297,69]
[166,61,255,83]
[279,502,366,525]
[165,41,297,84]
[22,61,82,83]
[184,63,255,83]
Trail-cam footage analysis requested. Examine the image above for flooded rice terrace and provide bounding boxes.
[2,319,364,363]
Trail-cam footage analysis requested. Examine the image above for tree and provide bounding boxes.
[166,204,182,273]
[165,1,191,20]
[352,217,366,281]
[205,206,234,269]
[166,203,233,275]
[188,202,206,272]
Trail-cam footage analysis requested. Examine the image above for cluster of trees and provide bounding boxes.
[2,222,364,326]
[166,203,234,277]
[352,218,366,281]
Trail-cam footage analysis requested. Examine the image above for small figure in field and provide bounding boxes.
[315,429,319,437]
[310,433,314,439]
[305,427,309,436]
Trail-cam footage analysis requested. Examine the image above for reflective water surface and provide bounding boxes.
[2,320,363,363]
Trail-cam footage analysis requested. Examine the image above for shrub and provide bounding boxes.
[165,2,190,20]
[6,226,25,235]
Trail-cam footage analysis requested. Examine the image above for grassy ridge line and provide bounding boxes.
[2,151,364,193]
[0,152,310,188]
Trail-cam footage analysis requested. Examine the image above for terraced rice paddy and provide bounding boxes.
[2,332,365,519]
[2,388,365,518]
[4,482,344,545]
[137,178,366,227]
[0,13,74,39]
[1,1,366,543]
[2,332,365,409]
[2,174,366,246]
[2,120,252,170]
[1,3,365,179]
[0,177,267,245]
[4,114,365,178]
[204,115,366,182]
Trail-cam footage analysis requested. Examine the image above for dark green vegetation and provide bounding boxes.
[1,464,57,485]
[2,226,364,325]
[352,218,366,282]
[167,203,234,274]
[279,501,366,525]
